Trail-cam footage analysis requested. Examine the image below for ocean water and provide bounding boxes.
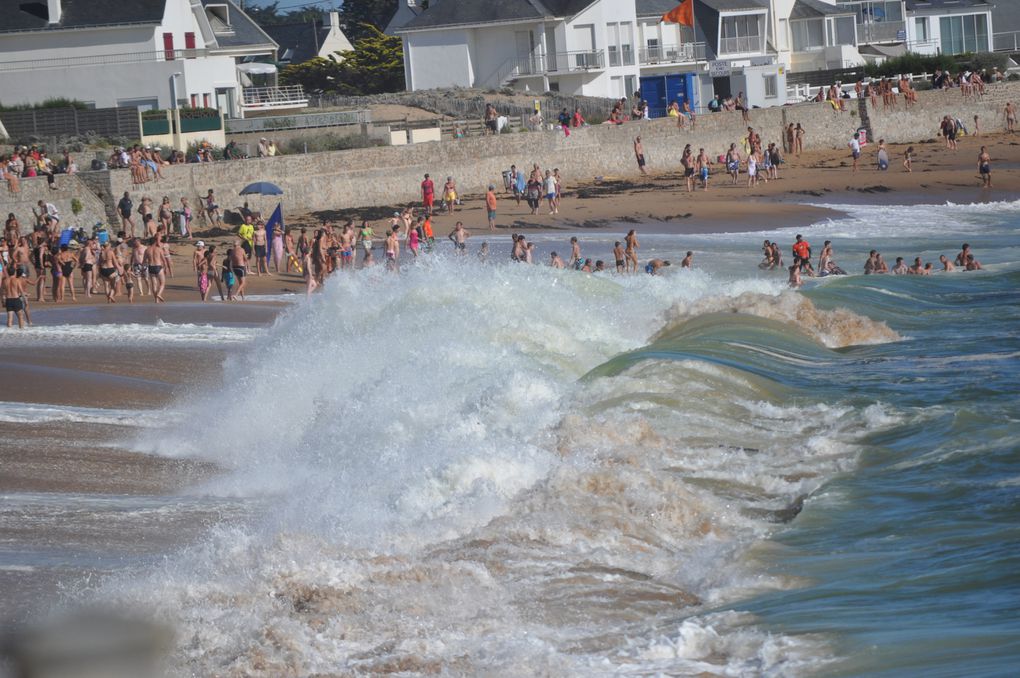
[5,200,1019,676]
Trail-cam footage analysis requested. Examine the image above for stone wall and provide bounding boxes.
[1,174,108,233]
[7,82,1017,228]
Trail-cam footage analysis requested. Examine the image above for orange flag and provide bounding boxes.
[662,0,694,27]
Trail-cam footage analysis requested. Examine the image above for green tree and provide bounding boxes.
[247,1,325,27]
[281,25,404,95]
[338,0,396,41]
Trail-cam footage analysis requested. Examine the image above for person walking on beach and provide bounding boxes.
[697,148,711,191]
[1005,102,1016,133]
[97,241,122,303]
[2,267,28,328]
[634,136,648,176]
[421,173,435,217]
[726,144,741,184]
[229,240,248,300]
[681,145,695,192]
[545,171,558,214]
[485,185,498,230]
[978,146,992,188]
[117,192,136,237]
[848,132,861,173]
[144,235,168,303]
[625,229,639,273]
[794,124,805,157]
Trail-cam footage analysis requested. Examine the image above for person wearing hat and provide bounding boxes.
[485,184,498,231]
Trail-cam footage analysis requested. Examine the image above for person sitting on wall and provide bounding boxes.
[707,96,721,113]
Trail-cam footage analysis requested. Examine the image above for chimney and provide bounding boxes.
[329,10,339,32]
[47,0,62,24]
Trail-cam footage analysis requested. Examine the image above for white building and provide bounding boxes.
[771,0,863,71]
[835,1,995,58]
[394,0,786,110]
[396,0,642,99]
[0,0,307,118]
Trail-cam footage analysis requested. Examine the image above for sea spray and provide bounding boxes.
[105,258,902,675]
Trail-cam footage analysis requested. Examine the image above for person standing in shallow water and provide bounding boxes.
[624,229,639,273]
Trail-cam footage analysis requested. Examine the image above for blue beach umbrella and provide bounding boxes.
[239,181,283,196]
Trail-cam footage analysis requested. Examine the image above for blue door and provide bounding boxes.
[665,73,699,114]
[639,76,666,118]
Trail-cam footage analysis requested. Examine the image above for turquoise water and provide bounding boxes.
[584,201,1020,675]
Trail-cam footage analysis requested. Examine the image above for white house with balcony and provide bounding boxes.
[771,0,863,71]
[0,0,307,119]
[834,1,994,59]
[903,0,993,56]
[396,0,642,99]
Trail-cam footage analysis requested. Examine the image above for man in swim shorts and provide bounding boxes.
[448,221,470,254]
[229,238,248,300]
[2,266,28,328]
[143,234,168,303]
[978,146,992,188]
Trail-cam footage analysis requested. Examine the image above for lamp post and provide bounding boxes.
[170,72,183,109]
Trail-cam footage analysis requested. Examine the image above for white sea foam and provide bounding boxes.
[0,321,260,345]
[0,402,169,427]
[100,257,903,675]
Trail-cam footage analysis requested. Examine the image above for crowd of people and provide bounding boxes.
[772,234,985,289]
[1,145,79,192]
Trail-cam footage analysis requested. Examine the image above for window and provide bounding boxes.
[720,14,763,54]
[764,74,778,98]
[914,17,928,43]
[791,19,824,52]
[777,18,789,50]
[939,14,989,55]
[834,16,856,45]
[625,75,637,98]
[620,21,634,65]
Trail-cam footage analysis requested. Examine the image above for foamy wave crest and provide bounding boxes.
[660,290,900,348]
[103,258,902,675]
[0,321,260,345]
[0,402,170,426]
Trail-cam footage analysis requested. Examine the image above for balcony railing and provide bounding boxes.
[0,48,209,73]
[241,85,309,110]
[994,31,1020,52]
[639,43,707,64]
[512,50,605,77]
[719,35,763,55]
[856,20,906,44]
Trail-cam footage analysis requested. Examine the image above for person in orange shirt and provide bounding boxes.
[485,184,498,231]
[792,234,811,263]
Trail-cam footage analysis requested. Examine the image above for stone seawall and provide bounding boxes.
[4,82,1017,228]
[1,174,108,234]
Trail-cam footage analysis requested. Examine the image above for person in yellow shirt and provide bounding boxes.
[238,217,255,259]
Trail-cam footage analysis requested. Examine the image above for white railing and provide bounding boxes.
[241,85,309,110]
[504,50,606,79]
[0,48,209,73]
[719,35,763,55]
[993,31,1020,52]
[639,43,707,64]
